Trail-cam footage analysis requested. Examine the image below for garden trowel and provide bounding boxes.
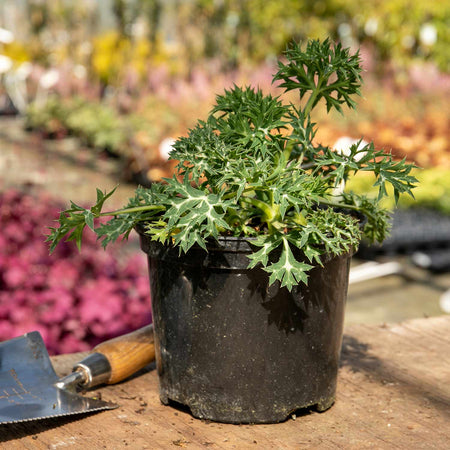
[0,324,154,424]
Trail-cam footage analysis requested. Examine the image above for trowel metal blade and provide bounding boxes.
[0,331,117,424]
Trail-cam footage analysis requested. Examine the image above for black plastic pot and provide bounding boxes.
[138,231,352,424]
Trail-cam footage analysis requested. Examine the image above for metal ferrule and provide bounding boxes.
[73,352,112,389]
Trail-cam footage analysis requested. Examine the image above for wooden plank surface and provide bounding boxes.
[1,316,449,449]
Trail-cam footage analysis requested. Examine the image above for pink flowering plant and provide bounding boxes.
[0,189,151,355]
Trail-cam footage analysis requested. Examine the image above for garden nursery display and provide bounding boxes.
[48,39,418,423]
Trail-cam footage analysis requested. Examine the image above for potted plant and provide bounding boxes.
[48,39,417,424]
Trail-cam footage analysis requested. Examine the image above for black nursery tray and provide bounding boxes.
[357,208,450,272]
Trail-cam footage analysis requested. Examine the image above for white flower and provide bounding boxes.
[0,28,14,44]
[334,136,368,161]
[0,54,12,73]
[364,18,378,37]
[159,137,176,160]
[39,69,60,89]
[419,23,437,47]
[332,137,368,197]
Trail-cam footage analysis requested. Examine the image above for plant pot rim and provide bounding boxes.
[136,223,257,254]
[136,223,356,262]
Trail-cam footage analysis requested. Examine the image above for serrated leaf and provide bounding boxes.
[246,234,282,268]
[83,210,95,231]
[96,216,135,248]
[263,238,313,291]
[91,186,117,215]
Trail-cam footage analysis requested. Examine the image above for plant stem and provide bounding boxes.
[242,197,273,216]
[302,78,323,117]
[318,198,360,212]
[100,205,165,217]
[222,186,254,200]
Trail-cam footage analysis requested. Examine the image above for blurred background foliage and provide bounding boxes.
[0,0,449,190]
[1,0,448,77]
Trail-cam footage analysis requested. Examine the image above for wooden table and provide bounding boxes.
[2,316,449,449]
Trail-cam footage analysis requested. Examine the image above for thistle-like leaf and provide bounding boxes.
[263,238,313,291]
[246,234,283,269]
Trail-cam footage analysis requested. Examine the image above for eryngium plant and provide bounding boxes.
[48,39,418,291]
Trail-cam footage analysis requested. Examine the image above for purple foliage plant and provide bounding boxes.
[0,188,151,355]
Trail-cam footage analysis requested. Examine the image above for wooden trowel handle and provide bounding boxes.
[72,324,155,388]
[94,324,155,385]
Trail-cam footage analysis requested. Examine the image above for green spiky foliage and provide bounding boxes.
[48,39,418,291]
